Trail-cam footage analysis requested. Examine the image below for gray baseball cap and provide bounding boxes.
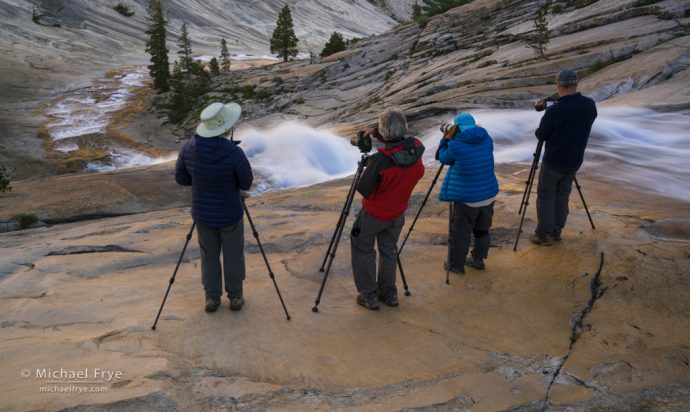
[557,69,578,82]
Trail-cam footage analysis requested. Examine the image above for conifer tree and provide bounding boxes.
[320,32,346,58]
[270,5,299,62]
[220,38,231,71]
[422,0,472,17]
[411,2,422,21]
[177,23,193,73]
[527,4,550,59]
[145,0,170,92]
[209,57,220,76]
[0,164,11,193]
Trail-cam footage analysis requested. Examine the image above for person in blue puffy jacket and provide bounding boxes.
[437,113,499,273]
[175,102,253,313]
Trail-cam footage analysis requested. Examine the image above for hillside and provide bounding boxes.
[0,0,401,178]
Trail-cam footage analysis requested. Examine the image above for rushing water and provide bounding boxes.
[420,108,690,203]
[42,67,690,202]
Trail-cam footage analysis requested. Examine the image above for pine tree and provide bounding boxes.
[411,2,422,21]
[209,57,220,76]
[320,32,346,58]
[145,0,170,92]
[422,0,472,17]
[0,164,11,193]
[270,5,299,62]
[220,38,231,71]
[527,4,550,59]
[177,23,193,73]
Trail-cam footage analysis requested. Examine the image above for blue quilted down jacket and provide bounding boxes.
[175,135,253,227]
[437,126,499,203]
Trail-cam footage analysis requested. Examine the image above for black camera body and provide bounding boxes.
[351,126,383,153]
[534,93,560,112]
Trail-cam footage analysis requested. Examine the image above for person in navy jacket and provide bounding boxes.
[437,113,499,273]
[351,108,425,310]
[175,102,253,313]
[532,69,597,246]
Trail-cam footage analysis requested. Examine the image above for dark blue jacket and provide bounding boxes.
[536,92,597,170]
[175,135,253,228]
[438,126,499,203]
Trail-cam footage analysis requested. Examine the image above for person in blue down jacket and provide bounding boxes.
[175,102,253,313]
[437,113,499,273]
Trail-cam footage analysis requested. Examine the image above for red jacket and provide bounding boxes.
[357,137,425,221]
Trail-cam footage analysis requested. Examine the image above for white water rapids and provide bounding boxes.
[42,67,690,202]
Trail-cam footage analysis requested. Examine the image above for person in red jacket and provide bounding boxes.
[350,108,425,310]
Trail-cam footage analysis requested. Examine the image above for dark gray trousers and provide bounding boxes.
[448,201,494,269]
[536,162,576,236]
[196,220,245,300]
[350,209,404,298]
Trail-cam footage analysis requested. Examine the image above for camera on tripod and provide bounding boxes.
[350,126,383,153]
[534,93,560,111]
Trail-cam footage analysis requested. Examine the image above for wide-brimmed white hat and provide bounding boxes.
[196,102,241,138]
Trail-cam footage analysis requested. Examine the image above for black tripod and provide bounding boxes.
[313,154,409,312]
[242,197,291,320]
[152,200,292,329]
[152,222,195,330]
[513,140,595,251]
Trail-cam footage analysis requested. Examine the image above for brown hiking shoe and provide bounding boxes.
[356,294,380,310]
[530,233,554,246]
[230,296,244,311]
[205,298,221,313]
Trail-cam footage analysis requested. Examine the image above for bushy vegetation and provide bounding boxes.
[209,57,220,76]
[321,32,347,58]
[527,4,550,59]
[12,213,38,230]
[270,5,299,62]
[167,23,211,123]
[113,3,135,17]
[145,0,170,92]
[633,0,662,6]
[422,0,474,18]
[0,165,11,193]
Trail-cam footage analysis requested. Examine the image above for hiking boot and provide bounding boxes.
[229,296,245,311]
[465,259,486,270]
[530,233,554,246]
[378,290,399,307]
[205,298,221,313]
[444,261,465,275]
[551,232,562,241]
[356,294,380,310]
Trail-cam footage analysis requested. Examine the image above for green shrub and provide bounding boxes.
[113,3,135,17]
[591,59,606,72]
[0,165,10,193]
[294,98,305,104]
[633,0,661,5]
[255,90,271,100]
[12,214,38,230]
[241,84,256,99]
[272,76,283,85]
[685,8,690,17]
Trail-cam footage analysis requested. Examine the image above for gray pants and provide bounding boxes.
[448,201,494,269]
[196,220,245,300]
[350,209,404,298]
[536,162,576,236]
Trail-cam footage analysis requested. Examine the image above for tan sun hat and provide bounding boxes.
[196,102,242,138]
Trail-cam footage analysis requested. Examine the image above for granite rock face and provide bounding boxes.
[0,165,688,410]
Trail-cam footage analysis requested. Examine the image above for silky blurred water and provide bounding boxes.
[420,108,690,202]
[42,65,690,201]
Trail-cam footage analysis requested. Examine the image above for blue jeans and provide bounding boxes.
[536,163,576,236]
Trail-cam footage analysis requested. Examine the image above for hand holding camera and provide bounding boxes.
[440,124,459,140]
[534,93,560,112]
[350,126,382,153]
